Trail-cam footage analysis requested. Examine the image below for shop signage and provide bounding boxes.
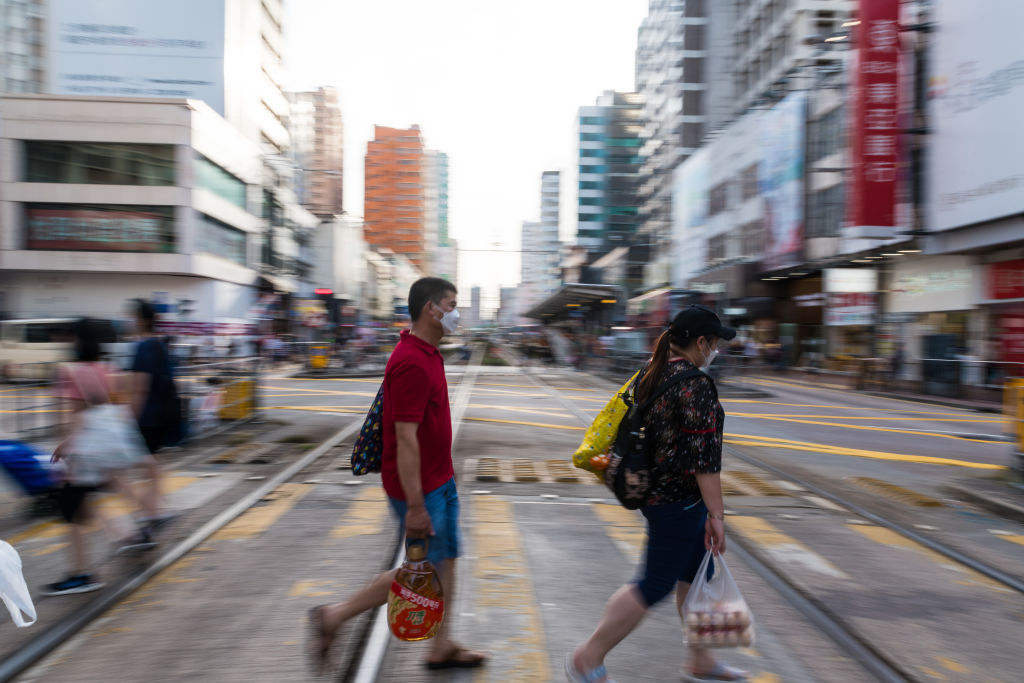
[849,0,900,235]
[825,268,878,293]
[988,259,1024,300]
[888,255,980,313]
[26,206,170,252]
[826,292,876,326]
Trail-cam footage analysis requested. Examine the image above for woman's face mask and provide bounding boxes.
[699,337,719,371]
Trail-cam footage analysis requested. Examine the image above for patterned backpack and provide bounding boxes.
[351,384,384,475]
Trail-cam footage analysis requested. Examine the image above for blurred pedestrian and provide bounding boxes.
[567,305,747,683]
[308,278,487,673]
[130,300,178,525]
[44,319,155,596]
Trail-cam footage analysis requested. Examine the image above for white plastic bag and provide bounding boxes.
[0,541,36,628]
[682,550,755,648]
[68,403,150,485]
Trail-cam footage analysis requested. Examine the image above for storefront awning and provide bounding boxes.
[524,283,621,320]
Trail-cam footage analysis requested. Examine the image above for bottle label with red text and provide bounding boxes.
[387,581,444,640]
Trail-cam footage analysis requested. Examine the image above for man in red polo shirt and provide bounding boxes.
[308,277,487,673]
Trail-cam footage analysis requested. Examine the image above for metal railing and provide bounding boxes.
[1,356,263,443]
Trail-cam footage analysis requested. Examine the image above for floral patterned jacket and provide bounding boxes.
[642,358,724,507]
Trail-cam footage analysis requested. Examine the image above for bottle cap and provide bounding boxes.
[406,540,426,561]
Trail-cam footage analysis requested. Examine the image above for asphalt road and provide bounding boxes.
[4,361,1023,682]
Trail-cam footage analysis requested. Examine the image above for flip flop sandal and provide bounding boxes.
[682,662,750,682]
[306,605,334,675]
[565,652,617,683]
[425,647,488,670]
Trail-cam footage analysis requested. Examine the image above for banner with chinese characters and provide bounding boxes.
[825,292,876,327]
[849,0,900,232]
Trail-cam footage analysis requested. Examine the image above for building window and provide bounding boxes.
[579,197,603,206]
[741,164,759,200]
[197,213,247,265]
[195,155,247,209]
[741,219,765,258]
[23,203,175,253]
[23,141,175,186]
[807,183,845,238]
[709,180,729,216]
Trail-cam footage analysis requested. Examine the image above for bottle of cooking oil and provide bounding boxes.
[387,540,444,641]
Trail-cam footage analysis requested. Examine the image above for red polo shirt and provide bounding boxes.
[381,329,454,501]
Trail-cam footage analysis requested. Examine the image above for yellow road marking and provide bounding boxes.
[730,516,848,578]
[726,414,1005,444]
[6,520,62,545]
[728,412,1001,423]
[742,375,985,411]
[749,675,781,683]
[262,385,377,398]
[261,377,382,383]
[467,403,570,418]
[937,657,967,673]
[725,433,1006,470]
[331,487,388,539]
[592,504,644,565]
[996,534,1024,547]
[465,416,584,431]
[265,405,364,414]
[472,498,550,682]
[477,381,595,392]
[721,399,967,417]
[848,525,1010,593]
[212,483,311,540]
[919,666,947,680]
[29,542,68,556]
[287,580,336,598]
[0,408,70,414]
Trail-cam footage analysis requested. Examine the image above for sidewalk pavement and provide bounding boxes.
[785,367,1004,413]
[944,474,1024,524]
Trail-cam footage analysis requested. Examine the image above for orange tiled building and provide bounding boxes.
[364,125,425,268]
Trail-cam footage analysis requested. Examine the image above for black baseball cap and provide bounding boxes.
[668,304,736,342]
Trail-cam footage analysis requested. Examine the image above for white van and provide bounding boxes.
[0,319,132,381]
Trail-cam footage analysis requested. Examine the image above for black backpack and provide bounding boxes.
[604,367,705,509]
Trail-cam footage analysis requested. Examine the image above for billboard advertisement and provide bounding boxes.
[25,205,174,253]
[47,0,225,114]
[759,91,806,271]
[928,0,1024,230]
[849,0,900,234]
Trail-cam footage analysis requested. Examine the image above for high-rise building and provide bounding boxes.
[635,0,735,262]
[730,1,853,115]
[288,87,344,217]
[0,0,45,94]
[576,91,644,254]
[364,125,426,269]
[423,149,450,275]
[520,171,563,307]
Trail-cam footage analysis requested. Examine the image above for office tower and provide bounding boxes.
[288,87,344,216]
[364,125,425,269]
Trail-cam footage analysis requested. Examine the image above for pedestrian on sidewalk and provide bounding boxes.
[129,300,179,528]
[568,305,748,683]
[308,277,488,673]
[44,319,155,596]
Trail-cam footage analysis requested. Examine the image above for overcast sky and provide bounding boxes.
[284,0,648,309]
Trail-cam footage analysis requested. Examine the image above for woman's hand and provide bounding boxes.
[705,515,726,555]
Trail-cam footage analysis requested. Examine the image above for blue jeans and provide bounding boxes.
[634,498,713,607]
[388,477,461,566]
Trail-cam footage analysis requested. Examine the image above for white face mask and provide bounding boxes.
[699,339,719,372]
[434,303,460,334]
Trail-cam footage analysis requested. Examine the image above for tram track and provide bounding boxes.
[530,369,1024,683]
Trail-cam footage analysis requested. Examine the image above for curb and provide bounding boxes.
[942,483,1024,525]
[863,391,1002,414]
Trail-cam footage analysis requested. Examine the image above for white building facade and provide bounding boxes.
[0,95,266,331]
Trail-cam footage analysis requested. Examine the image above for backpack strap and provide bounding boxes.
[636,368,705,414]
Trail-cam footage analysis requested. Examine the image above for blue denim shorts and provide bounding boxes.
[388,477,461,565]
[634,498,714,607]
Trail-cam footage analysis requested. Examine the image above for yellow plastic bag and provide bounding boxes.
[572,370,641,473]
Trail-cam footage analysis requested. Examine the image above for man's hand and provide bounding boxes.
[405,504,435,540]
[705,516,726,555]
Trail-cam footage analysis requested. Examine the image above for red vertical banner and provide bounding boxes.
[850,0,900,231]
